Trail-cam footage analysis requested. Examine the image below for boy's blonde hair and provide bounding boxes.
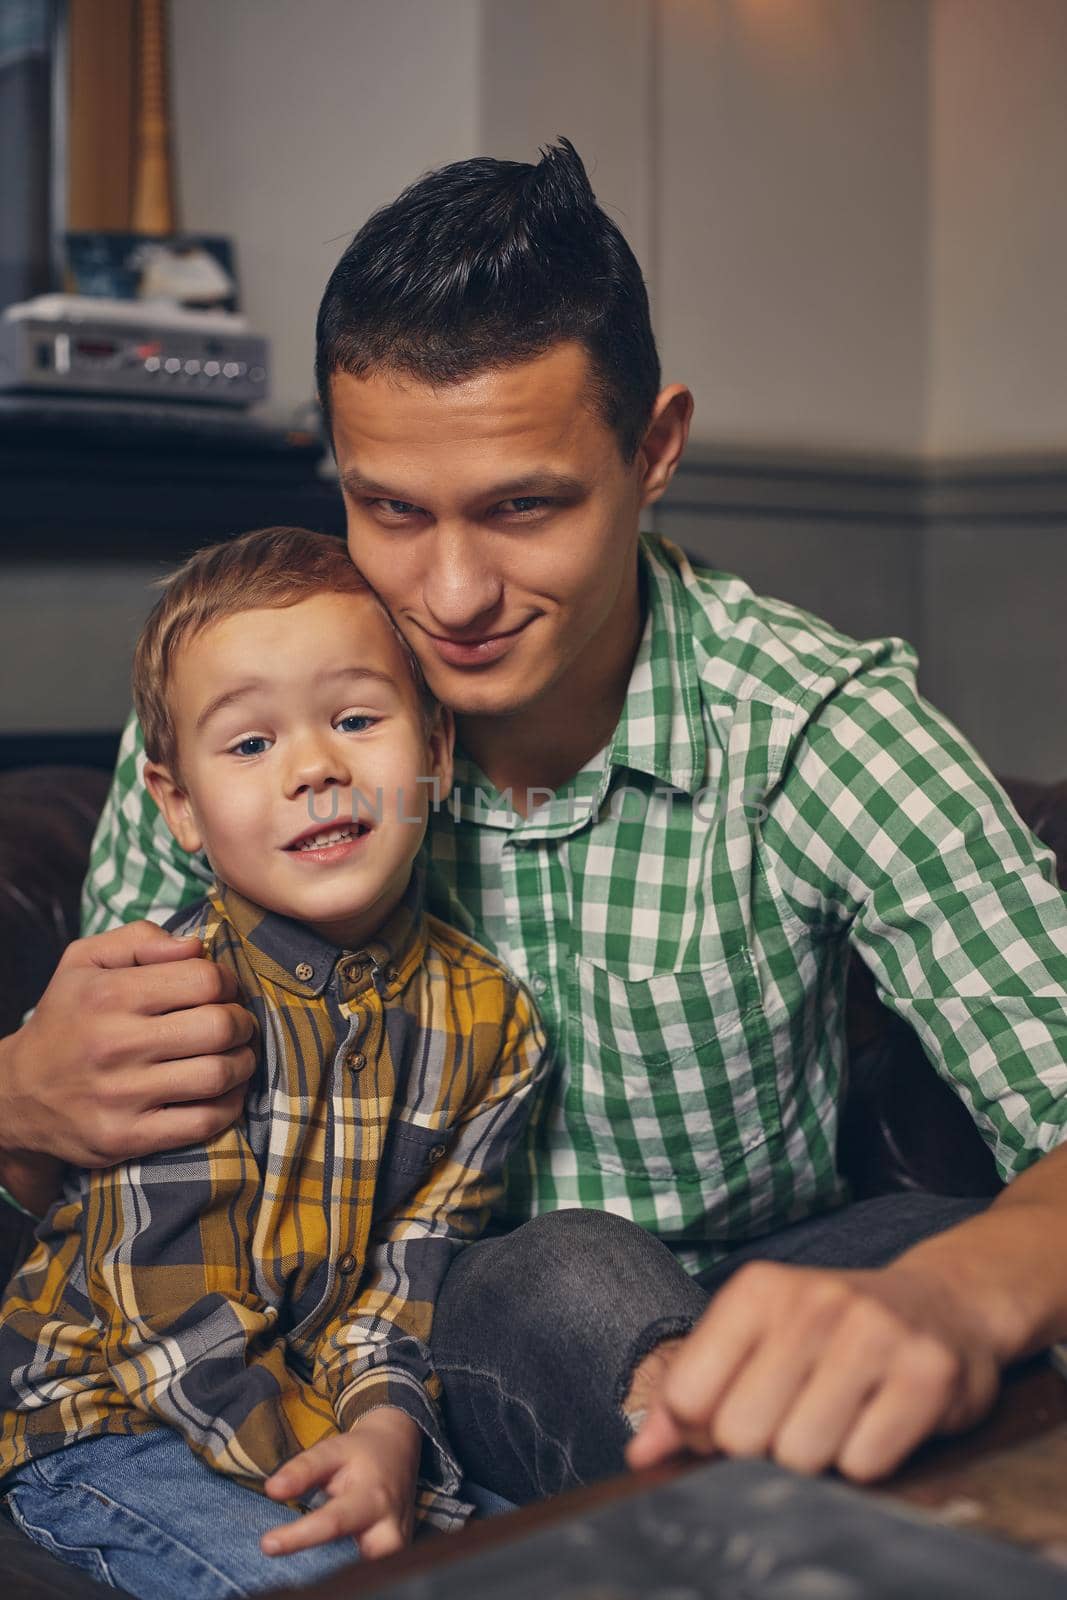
[133,526,428,772]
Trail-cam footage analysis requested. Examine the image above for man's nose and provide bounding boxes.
[422,526,504,633]
[284,730,352,800]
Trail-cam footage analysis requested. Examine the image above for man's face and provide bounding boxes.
[145,591,451,949]
[332,342,651,721]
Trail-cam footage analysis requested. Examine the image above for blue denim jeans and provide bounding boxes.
[2,1429,360,1598]
[431,1192,990,1505]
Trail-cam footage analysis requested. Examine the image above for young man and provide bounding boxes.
[0,528,544,1594]
[3,142,1067,1507]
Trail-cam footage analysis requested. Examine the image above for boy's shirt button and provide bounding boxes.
[337,1253,357,1277]
[345,1051,366,1072]
[428,1144,447,1164]
[340,959,364,983]
[295,962,314,982]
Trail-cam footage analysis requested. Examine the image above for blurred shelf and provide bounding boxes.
[0,396,346,560]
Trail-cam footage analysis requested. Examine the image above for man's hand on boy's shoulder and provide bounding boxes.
[0,919,256,1178]
[263,1408,421,1561]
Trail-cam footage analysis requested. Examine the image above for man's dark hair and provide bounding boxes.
[315,139,661,461]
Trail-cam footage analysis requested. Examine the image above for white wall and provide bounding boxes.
[479,0,656,281]
[168,0,1067,458]
[170,0,483,419]
[480,0,932,455]
[927,0,1067,454]
[657,0,930,453]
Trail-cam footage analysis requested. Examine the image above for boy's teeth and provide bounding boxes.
[297,826,354,850]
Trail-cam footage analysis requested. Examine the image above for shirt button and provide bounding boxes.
[342,959,364,983]
[346,1051,366,1072]
[428,1144,447,1164]
[529,973,548,997]
[337,1253,357,1277]
[295,962,314,982]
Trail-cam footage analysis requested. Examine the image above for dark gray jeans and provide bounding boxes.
[432,1193,989,1505]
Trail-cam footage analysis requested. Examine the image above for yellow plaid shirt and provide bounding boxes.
[0,874,546,1529]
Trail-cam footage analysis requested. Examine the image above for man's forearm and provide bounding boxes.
[893,1140,1067,1365]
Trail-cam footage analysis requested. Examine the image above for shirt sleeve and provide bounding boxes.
[84,1127,340,1495]
[81,709,213,935]
[762,643,1067,1182]
[311,980,548,1520]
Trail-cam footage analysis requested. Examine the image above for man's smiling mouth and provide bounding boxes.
[422,618,534,667]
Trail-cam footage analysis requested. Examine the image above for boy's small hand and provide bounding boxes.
[262,1408,421,1561]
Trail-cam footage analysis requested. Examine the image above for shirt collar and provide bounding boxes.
[605,534,708,797]
[447,535,710,835]
[209,865,427,1001]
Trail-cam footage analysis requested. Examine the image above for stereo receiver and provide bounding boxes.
[0,297,270,409]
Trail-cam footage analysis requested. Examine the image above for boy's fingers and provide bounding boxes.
[261,1498,363,1556]
[265,1436,346,1499]
[355,1515,407,1562]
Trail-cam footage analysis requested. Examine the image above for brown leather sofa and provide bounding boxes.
[0,762,1064,1598]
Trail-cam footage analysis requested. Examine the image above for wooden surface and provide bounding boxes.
[260,1356,1067,1599]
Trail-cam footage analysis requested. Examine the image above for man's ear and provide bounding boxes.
[637,384,694,509]
[143,761,204,855]
[426,706,454,808]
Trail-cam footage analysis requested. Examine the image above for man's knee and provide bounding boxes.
[435,1207,705,1368]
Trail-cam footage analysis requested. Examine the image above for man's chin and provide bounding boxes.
[428,675,546,722]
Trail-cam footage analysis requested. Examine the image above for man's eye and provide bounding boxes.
[337,714,375,733]
[498,497,551,516]
[371,499,419,519]
[231,736,271,757]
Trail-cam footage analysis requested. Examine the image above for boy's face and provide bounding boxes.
[145,590,452,950]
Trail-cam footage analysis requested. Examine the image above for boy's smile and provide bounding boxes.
[145,590,452,950]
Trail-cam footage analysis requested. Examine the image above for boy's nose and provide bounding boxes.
[284,734,352,799]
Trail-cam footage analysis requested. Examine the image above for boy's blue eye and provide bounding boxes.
[232,736,270,757]
[337,714,374,733]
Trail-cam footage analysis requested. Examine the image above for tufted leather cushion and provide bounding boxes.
[0,767,113,1041]
[0,767,113,1283]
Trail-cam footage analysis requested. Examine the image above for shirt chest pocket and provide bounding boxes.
[371,1120,451,1222]
[566,951,781,1185]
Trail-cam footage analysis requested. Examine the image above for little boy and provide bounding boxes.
[0,527,546,1597]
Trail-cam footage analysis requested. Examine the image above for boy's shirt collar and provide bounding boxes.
[208,866,426,1002]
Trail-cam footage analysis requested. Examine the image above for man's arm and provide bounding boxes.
[632,653,1067,1480]
[0,711,245,1216]
[0,921,255,1210]
[630,1146,1067,1483]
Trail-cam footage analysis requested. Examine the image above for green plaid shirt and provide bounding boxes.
[81,535,1067,1275]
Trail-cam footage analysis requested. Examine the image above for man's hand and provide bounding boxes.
[262,1408,421,1561]
[0,920,256,1175]
[627,1257,1000,1483]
